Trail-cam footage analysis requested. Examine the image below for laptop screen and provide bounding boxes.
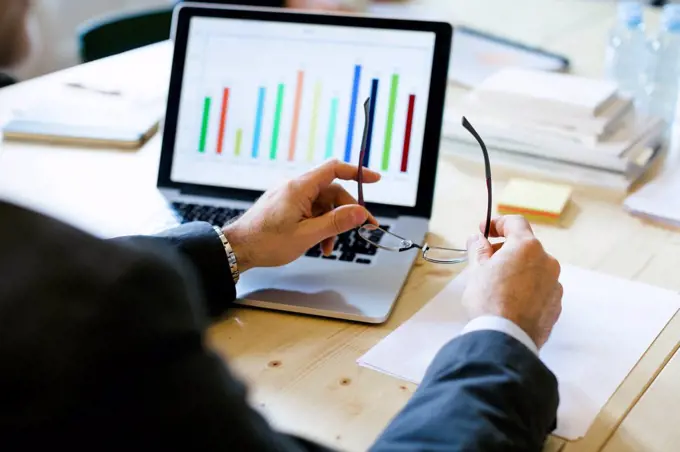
[170,16,437,208]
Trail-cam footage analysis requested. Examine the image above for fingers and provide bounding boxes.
[300,204,368,244]
[300,159,381,197]
[321,237,334,256]
[466,234,494,266]
[549,255,562,280]
[550,282,564,331]
[482,215,535,240]
[312,184,378,255]
[318,184,378,225]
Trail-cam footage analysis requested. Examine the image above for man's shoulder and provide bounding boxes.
[0,200,176,287]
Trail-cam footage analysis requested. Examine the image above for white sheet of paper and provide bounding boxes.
[625,167,680,227]
[358,264,680,440]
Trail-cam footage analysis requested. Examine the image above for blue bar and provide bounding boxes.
[252,87,266,158]
[343,64,362,163]
[364,78,379,167]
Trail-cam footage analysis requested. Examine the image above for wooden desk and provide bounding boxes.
[1,2,679,451]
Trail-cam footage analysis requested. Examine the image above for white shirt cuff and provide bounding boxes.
[461,315,539,355]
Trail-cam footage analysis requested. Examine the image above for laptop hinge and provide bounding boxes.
[180,185,261,203]
[366,204,402,219]
[177,186,404,218]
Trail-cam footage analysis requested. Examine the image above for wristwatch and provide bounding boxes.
[213,226,240,284]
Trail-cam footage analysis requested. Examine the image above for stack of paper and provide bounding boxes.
[443,68,664,191]
[471,68,618,118]
[358,265,680,441]
[624,166,680,227]
[498,178,572,224]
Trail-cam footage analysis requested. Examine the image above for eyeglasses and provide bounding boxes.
[356,98,492,264]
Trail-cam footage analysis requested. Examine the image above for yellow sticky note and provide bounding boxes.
[498,179,572,221]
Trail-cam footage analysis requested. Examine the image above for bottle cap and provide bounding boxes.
[663,4,680,33]
[618,2,643,28]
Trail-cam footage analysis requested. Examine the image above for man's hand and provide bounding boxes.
[462,216,563,349]
[223,159,379,272]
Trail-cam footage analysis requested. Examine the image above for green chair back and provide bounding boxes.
[77,7,173,63]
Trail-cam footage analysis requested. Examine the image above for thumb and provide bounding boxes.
[466,234,493,266]
[301,205,369,243]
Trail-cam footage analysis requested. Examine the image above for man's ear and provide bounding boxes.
[0,0,31,67]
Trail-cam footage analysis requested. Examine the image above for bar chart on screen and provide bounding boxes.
[194,67,418,171]
[171,17,436,207]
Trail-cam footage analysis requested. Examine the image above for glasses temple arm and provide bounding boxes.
[357,98,371,206]
[461,116,492,239]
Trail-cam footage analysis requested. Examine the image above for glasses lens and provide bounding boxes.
[423,246,468,264]
[358,224,414,251]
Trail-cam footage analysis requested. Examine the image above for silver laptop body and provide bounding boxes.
[157,4,452,323]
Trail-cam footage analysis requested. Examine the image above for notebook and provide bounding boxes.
[2,81,164,149]
[358,264,680,441]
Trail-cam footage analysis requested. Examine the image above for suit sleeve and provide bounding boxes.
[371,331,559,452]
[112,221,236,318]
[79,224,332,450]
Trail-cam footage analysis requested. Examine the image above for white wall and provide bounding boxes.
[14,0,174,80]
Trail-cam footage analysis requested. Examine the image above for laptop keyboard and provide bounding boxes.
[170,202,386,265]
[171,202,245,227]
[304,225,390,265]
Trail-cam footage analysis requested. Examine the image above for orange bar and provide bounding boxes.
[288,70,305,161]
[216,88,230,155]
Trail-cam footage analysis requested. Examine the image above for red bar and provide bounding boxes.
[401,94,416,173]
[216,88,230,155]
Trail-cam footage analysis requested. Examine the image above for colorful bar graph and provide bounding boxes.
[401,94,416,173]
[344,65,362,163]
[288,71,305,161]
[235,128,243,157]
[307,81,322,162]
[325,97,338,159]
[382,74,399,170]
[216,88,230,155]
[199,97,211,152]
[252,87,265,158]
[270,83,285,160]
[363,78,379,167]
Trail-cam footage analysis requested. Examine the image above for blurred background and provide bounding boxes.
[10,0,669,82]
[15,0,173,79]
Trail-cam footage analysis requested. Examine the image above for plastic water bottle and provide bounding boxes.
[641,4,680,128]
[605,2,646,100]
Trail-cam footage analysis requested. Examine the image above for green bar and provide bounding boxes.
[382,74,400,170]
[325,98,338,159]
[235,128,243,156]
[307,81,322,162]
[199,97,211,152]
[270,83,285,160]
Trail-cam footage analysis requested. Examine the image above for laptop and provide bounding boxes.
[158,3,452,323]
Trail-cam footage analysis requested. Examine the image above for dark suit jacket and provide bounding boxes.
[0,200,558,450]
[0,72,16,89]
